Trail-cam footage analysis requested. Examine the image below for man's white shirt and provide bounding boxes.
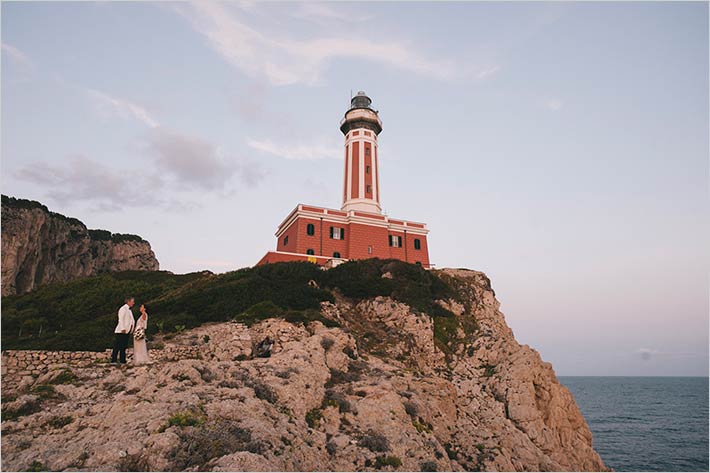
[115,304,135,334]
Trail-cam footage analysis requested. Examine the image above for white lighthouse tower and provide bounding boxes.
[339,91,383,214]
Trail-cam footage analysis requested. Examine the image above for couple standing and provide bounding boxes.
[110,296,151,365]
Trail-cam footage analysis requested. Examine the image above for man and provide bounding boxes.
[111,296,136,364]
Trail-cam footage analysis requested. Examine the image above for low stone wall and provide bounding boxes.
[1,345,202,392]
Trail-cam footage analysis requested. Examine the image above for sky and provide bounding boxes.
[2,1,708,376]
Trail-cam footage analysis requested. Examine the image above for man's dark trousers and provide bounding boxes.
[111,333,130,363]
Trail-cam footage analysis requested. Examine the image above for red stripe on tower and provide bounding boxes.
[351,141,359,200]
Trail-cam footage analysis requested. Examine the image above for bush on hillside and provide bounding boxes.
[1,259,462,352]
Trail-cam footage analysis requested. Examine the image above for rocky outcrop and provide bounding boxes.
[1,195,159,296]
[0,269,608,472]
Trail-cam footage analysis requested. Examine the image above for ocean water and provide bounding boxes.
[560,377,709,472]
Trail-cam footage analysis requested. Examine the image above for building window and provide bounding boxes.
[306,249,315,255]
[389,235,402,248]
[366,185,372,194]
[365,148,371,156]
[283,235,289,246]
[368,246,373,254]
[330,226,345,240]
[414,238,421,250]
[306,223,315,236]
[366,165,371,174]
[333,252,341,258]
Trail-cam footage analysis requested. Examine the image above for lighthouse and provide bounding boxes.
[340,91,382,214]
[257,92,431,268]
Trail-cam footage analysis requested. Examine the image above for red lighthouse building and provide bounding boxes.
[257,92,431,268]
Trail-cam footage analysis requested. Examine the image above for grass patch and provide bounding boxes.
[161,410,206,431]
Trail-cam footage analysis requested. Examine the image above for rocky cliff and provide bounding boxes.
[1,195,159,296]
[0,268,608,472]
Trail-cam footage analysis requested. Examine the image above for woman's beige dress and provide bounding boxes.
[133,315,150,365]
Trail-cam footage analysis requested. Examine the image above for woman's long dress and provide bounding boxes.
[133,315,150,365]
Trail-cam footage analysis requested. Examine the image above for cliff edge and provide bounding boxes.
[1,195,159,296]
[0,265,607,472]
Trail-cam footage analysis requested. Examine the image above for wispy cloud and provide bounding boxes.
[289,2,372,25]
[87,89,160,128]
[544,98,564,111]
[16,155,163,210]
[476,65,500,79]
[1,42,33,68]
[15,128,266,211]
[176,1,456,86]
[148,128,265,189]
[248,138,340,161]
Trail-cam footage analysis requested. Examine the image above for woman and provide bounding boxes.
[133,304,151,365]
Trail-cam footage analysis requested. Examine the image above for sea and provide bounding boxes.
[559,377,709,472]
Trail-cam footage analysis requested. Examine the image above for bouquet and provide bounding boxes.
[134,327,145,341]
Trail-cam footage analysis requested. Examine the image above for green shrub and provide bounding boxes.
[1,397,41,420]
[31,384,59,400]
[171,420,263,469]
[46,415,73,428]
[252,380,277,404]
[50,369,78,385]
[420,460,438,471]
[321,337,335,350]
[326,441,337,456]
[358,430,389,452]
[88,229,112,241]
[117,452,149,472]
[305,408,323,428]
[318,259,457,316]
[322,389,352,413]
[481,364,496,377]
[202,335,210,344]
[403,400,418,417]
[374,455,402,469]
[27,460,47,472]
[412,418,433,433]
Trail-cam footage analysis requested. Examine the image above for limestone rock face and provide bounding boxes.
[1,196,159,296]
[0,269,608,472]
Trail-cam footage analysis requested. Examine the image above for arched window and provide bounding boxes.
[306,249,315,255]
[333,252,341,258]
[414,238,421,250]
[283,236,289,246]
[307,223,315,236]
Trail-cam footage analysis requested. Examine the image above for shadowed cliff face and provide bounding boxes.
[1,196,159,296]
[0,268,608,472]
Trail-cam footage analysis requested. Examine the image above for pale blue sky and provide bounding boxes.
[2,2,708,376]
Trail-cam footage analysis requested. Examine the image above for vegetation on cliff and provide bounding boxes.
[1,195,145,243]
[1,259,463,352]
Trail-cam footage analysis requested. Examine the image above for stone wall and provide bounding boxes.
[1,345,201,392]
